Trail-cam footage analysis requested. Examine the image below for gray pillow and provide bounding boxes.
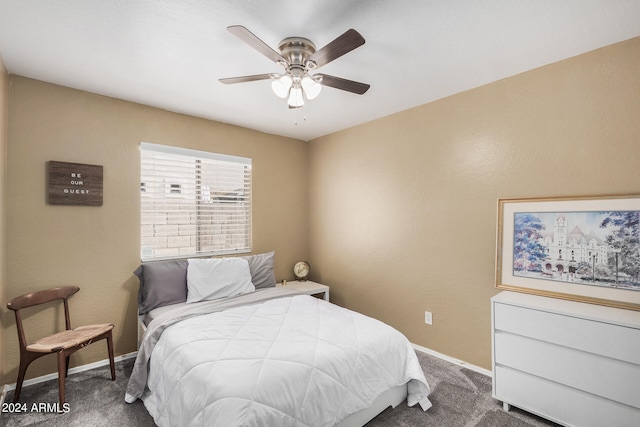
[134,259,188,314]
[240,251,276,289]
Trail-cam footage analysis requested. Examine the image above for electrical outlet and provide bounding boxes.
[424,311,433,325]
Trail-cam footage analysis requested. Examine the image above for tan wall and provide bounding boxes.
[308,37,640,370]
[2,77,308,381]
[0,55,8,388]
[3,37,639,382]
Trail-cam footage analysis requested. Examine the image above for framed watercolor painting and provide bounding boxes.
[496,194,640,311]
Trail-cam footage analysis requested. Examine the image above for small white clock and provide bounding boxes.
[293,261,310,281]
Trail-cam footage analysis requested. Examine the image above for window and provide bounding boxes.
[140,142,252,260]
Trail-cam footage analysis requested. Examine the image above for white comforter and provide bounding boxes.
[130,291,431,426]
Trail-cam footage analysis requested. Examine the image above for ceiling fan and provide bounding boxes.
[219,25,370,109]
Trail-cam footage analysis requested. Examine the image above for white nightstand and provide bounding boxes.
[277,280,330,301]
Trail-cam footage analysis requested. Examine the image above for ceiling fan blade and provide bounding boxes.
[307,29,365,68]
[227,25,286,64]
[315,74,370,95]
[219,73,275,84]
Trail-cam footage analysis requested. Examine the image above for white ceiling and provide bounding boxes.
[1,1,639,141]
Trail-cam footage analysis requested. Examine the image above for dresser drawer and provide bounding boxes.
[494,302,640,364]
[494,365,640,427]
[495,331,640,408]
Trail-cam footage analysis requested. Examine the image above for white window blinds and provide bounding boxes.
[140,142,252,261]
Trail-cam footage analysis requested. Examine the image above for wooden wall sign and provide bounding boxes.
[48,161,103,206]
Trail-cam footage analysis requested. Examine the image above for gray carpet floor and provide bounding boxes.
[2,351,559,426]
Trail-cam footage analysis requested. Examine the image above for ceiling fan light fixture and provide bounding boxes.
[301,76,322,100]
[221,26,369,108]
[271,75,292,98]
[288,85,304,108]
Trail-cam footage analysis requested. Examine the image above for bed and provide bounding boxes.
[125,253,432,426]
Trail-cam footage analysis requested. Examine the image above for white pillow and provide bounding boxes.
[186,258,255,303]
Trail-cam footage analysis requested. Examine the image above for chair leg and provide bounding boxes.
[57,351,67,406]
[12,359,30,403]
[12,351,42,403]
[107,331,116,381]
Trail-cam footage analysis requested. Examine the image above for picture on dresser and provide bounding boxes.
[496,194,640,311]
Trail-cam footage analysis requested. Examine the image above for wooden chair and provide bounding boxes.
[7,286,115,405]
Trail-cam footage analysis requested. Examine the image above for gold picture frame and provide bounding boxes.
[496,194,640,311]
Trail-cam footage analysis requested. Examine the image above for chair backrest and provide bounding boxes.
[7,286,80,349]
[7,286,79,311]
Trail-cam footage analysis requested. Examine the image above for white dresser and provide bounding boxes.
[491,291,640,427]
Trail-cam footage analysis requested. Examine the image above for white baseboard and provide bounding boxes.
[3,345,489,395]
[3,351,138,392]
[0,384,7,408]
[412,343,492,377]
